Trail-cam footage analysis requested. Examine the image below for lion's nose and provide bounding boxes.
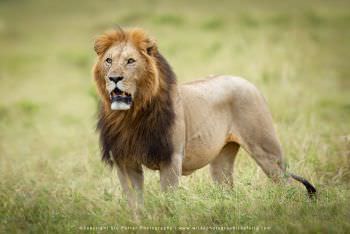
[109,76,123,83]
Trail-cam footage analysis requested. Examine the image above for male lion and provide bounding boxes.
[93,28,316,210]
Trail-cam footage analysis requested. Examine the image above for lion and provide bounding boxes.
[92,27,316,210]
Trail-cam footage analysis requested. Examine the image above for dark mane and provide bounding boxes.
[96,52,176,169]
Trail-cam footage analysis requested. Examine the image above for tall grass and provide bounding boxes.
[0,0,349,233]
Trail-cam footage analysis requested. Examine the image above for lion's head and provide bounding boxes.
[93,28,160,111]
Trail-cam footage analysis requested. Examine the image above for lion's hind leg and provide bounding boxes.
[243,137,316,197]
[210,142,240,187]
[246,142,286,182]
[229,79,316,196]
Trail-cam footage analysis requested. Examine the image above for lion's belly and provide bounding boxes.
[181,120,229,173]
[182,139,224,173]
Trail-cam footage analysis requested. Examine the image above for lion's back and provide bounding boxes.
[179,75,262,107]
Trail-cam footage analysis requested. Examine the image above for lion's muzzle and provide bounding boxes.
[106,76,133,110]
[110,85,132,110]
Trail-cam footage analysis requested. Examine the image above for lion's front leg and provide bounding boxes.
[159,153,183,192]
[116,162,144,212]
[159,99,185,192]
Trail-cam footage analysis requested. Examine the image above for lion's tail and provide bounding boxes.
[289,173,317,198]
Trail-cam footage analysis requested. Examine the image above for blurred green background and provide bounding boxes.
[0,0,349,233]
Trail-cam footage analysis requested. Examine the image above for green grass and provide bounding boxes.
[0,0,349,233]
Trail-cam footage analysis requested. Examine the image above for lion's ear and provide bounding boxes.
[145,38,157,56]
[129,28,158,56]
[94,35,110,56]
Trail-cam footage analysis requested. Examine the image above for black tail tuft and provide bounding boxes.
[290,173,317,199]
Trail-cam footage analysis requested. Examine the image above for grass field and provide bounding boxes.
[0,0,350,233]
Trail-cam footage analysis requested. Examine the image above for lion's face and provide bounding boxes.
[93,29,160,111]
[102,43,147,110]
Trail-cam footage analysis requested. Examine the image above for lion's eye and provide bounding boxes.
[127,58,136,64]
[105,58,112,64]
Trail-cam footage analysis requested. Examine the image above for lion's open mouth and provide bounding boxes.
[110,86,132,110]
